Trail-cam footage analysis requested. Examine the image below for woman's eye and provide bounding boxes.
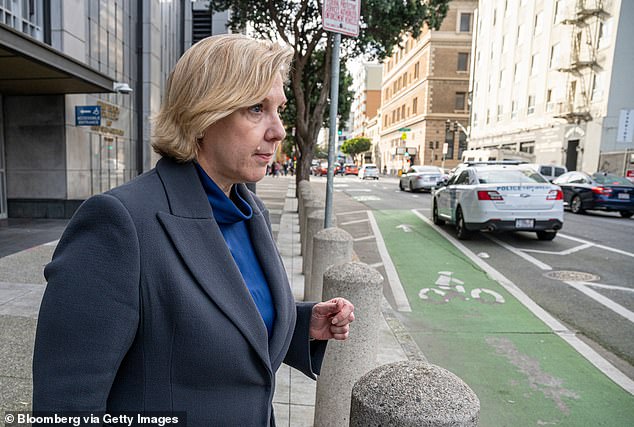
[248,104,264,113]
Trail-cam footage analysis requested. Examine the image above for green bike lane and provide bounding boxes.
[373,209,634,427]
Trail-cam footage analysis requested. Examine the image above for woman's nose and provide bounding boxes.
[266,114,286,142]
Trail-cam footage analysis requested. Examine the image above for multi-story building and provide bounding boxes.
[378,0,477,174]
[350,62,382,138]
[0,1,231,224]
[469,0,633,174]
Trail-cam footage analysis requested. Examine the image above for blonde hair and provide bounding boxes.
[152,34,293,161]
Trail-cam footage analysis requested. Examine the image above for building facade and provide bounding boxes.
[378,0,477,174]
[0,0,193,223]
[350,62,382,138]
[468,0,634,174]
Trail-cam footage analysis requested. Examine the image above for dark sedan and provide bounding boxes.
[553,171,634,218]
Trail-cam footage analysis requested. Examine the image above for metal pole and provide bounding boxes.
[325,33,341,229]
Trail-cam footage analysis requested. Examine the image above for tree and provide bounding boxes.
[340,137,372,163]
[211,0,450,183]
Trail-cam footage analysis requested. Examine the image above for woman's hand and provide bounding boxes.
[309,298,355,341]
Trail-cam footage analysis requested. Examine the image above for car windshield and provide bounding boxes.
[365,165,377,169]
[477,168,547,184]
[593,173,634,186]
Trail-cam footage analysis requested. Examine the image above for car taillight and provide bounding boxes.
[547,189,563,200]
[591,186,612,195]
[477,190,504,200]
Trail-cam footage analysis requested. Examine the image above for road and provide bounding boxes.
[318,173,634,425]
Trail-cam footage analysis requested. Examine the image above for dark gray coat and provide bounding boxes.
[33,157,325,426]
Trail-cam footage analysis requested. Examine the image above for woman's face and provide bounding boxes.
[197,75,287,194]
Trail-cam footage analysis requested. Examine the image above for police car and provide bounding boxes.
[432,162,564,240]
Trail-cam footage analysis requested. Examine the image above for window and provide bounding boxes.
[517,24,525,44]
[455,92,466,110]
[598,19,612,49]
[546,89,554,112]
[511,101,518,118]
[401,105,406,119]
[520,141,535,154]
[549,43,560,68]
[486,109,490,124]
[534,11,543,34]
[499,69,506,88]
[531,53,540,75]
[457,52,469,72]
[527,95,535,114]
[455,171,470,185]
[414,62,420,79]
[412,97,418,114]
[554,0,562,24]
[497,105,503,121]
[459,12,472,32]
[591,73,603,101]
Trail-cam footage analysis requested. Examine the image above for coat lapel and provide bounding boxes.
[239,186,296,369]
[155,158,271,374]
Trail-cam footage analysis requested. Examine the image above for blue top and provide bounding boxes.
[194,163,275,337]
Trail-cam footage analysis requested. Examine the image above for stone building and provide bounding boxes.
[378,0,477,174]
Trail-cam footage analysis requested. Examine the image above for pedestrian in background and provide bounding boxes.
[32,34,354,426]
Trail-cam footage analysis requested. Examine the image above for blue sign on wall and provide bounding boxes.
[75,105,101,126]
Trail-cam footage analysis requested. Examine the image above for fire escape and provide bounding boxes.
[556,0,609,123]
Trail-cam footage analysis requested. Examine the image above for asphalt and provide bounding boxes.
[0,175,412,427]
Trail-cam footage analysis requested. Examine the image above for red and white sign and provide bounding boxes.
[626,169,634,178]
[322,0,361,37]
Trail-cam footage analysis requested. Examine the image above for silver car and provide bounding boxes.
[359,164,379,180]
[399,166,444,192]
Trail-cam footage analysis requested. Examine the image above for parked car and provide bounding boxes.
[358,164,379,180]
[552,171,634,218]
[399,165,445,192]
[310,160,321,175]
[313,161,341,176]
[432,162,564,240]
[525,163,567,182]
[344,163,359,175]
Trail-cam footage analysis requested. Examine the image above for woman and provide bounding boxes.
[33,34,354,426]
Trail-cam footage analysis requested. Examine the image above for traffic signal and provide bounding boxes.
[445,120,451,133]
[337,130,342,135]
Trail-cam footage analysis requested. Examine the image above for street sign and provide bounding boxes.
[442,142,448,155]
[322,0,361,37]
[401,132,407,140]
[75,105,101,126]
[617,109,633,143]
[395,147,406,155]
[398,128,411,132]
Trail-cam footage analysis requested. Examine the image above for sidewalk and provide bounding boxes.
[0,175,412,426]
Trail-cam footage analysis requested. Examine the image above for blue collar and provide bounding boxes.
[194,163,253,224]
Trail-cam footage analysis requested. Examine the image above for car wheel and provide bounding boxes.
[455,207,472,240]
[536,230,557,241]
[399,181,405,191]
[432,200,445,225]
[570,195,585,214]
[620,211,634,218]
[409,181,416,192]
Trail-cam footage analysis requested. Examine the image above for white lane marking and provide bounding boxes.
[337,210,369,216]
[353,195,381,201]
[396,224,413,233]
[411,209,634,395]
[353,235,376,242]
[333,184,349,188]
[579,282,634,293]
[340,219,369,226]
[565,281,634,323]
[367,211,412,312]
[559,233,634,259]
[346,189,372,192]
[486,235,552,270]
[522,243,593,256]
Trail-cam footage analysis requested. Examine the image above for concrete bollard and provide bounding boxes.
[301,198,324,270]
[306,227,353,302]
[314,262,384,427]
[303,210,327,298]
[349,361,480,427]
[297,180,312,214]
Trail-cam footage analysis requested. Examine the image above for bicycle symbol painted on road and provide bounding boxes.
[418,271,505,304]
